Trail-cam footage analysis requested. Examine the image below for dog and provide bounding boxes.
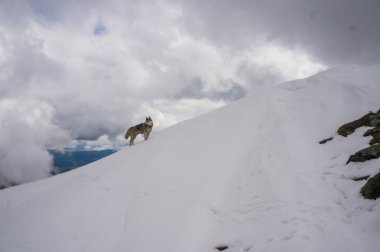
[124,117,153,145]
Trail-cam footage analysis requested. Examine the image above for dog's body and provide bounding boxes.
[125,117,153,145]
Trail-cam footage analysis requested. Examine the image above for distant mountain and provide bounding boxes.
[1,66,380,252]
[49,149,116,174]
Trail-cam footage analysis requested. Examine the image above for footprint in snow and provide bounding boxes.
[282,230,296,241]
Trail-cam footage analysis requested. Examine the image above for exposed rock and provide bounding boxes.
[369,133,380,145]
[321,109,380,199]
[215,245,229,251]
[346,144,380,164]
[360,172,380,199]
[369,109,380,127]
[363,126,380,145]
[352,175,370,181]
[319,137,334,144]
[337,112,374,137]
[363,127,380,137]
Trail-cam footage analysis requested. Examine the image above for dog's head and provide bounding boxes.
[145,116,153,127]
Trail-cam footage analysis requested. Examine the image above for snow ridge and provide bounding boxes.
[1,65,380,252]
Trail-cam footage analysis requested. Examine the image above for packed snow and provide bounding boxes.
[1,65,380,252]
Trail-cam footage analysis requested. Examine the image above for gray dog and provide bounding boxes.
[124,117,153,145]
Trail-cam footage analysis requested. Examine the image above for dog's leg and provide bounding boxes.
[146,131,150,140]
[130,134,136,145]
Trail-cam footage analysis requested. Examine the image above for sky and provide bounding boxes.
[0,0,379,186]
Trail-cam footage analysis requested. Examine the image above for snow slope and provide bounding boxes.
[1,65,380,252]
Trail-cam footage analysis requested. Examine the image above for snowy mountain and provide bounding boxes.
[1,65,380,252]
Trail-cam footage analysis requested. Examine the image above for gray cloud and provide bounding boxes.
[214,82,247,101]
[176,78,246,101]
[175,0,380,65]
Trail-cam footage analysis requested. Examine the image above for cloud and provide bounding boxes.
[134,98,225,131]
[0,99,69,188]
[174,0,380,66]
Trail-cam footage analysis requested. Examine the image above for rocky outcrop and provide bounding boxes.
[352,175,370,181]
[215,245,229,251]
[363,127,380,145]
[343,110,380,165]
[346,144,380,164]
[319,109,380,145]
[337,109,380,137]
[319,137,333,144]
[323,109,380,165]
[337,112,373,137]
[369,110,380,127]
[360,172,380,200]
[320,109,380,200]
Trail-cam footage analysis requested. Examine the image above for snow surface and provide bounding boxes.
[1,65,380,252]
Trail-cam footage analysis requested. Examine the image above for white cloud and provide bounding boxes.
[235,44,327,90]
[0,99,69,187]
[134,98,225,130]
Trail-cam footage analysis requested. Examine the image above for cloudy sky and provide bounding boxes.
[0,0,379,186]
